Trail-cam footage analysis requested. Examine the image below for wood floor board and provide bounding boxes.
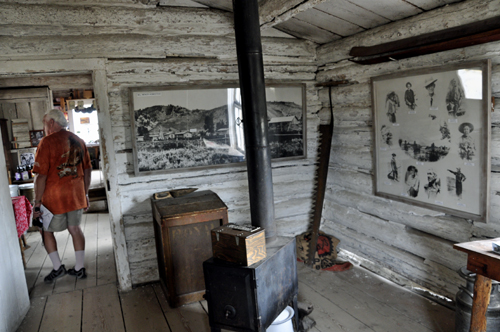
[174,301,211,332]
[82,283,125,332]
[23,229,43,262]
[332,266,455,331]
[298,280,376,332]
[38,290,83,332]
[96,213,117,286]
[152,283,192,332]
[77,213,99,290]
[19,216,457,332]
[297,264,435,332]
[120,284,170,331]
[16,295,47,332]
[54,226,79,293]
[24,232,49,294]
[30,230,71,298]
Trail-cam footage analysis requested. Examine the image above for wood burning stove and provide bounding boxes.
[204,238,298,332]
[203,0,299,331]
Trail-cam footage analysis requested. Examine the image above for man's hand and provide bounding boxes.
[33,204,42,218]
[84,195,90,212]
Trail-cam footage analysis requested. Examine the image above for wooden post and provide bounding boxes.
[470,274,492,332]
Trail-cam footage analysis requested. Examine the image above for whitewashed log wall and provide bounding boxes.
[0,2,320,286]
[107,57,319,284]
[317,0,500,298]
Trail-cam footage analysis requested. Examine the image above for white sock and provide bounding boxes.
[48,251,61,271]
[75,250,85,271]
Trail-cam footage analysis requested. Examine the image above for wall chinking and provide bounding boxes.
[106,58,320,284]
[316,0,500,298]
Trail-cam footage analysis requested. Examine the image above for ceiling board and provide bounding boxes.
[276,17,341,44]
[314,0,391,29]
[347,0,423,21]
[294,8,365,37]
[404,0,462,10]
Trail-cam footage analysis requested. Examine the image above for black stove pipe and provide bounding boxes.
[233,0,276,241]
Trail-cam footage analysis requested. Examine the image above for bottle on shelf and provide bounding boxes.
[15,166,21,181]
[21,165,29,181]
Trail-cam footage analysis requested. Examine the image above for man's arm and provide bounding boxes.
[33,173,47,217]
[84,168,92,210]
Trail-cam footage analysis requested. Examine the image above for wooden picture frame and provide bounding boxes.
[17,148,36,166]
[29,130,44,147]
[129,84,306,175]
[372,60,491,222]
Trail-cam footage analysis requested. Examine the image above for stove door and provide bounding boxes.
[204,259,259,331]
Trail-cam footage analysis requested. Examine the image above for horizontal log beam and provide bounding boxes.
[350,16,500,58]
[351,27,500,65]
[0,35,315,62]
[0,4,233,37]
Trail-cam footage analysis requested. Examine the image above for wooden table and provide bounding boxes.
[454,238,500,332]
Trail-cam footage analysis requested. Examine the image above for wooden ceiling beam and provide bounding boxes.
[350,16,500,64]
[259,0,330,29]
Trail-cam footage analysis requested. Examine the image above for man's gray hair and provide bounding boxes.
[45,109,68,128]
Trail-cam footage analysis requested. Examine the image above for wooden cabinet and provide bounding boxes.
[151,190,228,307]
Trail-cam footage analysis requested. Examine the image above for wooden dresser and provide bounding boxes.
[151,190,228,307]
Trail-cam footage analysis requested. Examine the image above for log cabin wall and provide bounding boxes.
[0,3,319,288]
[108,56,319,284]
[317,0,500,299]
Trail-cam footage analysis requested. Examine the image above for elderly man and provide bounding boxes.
[33,109,92,283]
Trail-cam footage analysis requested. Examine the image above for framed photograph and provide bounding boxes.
[29,130,44,147]
[17,148,36,166]
[372,60,491,222]
[130,84,306,175]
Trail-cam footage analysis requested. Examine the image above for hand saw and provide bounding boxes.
[306,83,339,267]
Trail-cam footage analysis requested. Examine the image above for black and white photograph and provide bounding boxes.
[372,60,491,222]
[29,130,44,147]
[130,85,306,175]
[17,148,36,166]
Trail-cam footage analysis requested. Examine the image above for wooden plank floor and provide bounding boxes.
[17,213,455,332]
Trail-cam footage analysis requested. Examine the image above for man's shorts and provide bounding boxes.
[46,209,83,232]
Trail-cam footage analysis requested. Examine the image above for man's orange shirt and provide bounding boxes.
[33,130,92,215]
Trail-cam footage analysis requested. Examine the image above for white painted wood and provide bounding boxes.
[315,0,391,29]
[276,18,340,44]
[325,187,473,243]
[321,221,464,298]
[324,197,467,271]
[0,4,234,37]
[259,0,329,27]
[159,0,208,7]
[0,122,30,332]
[0,35,316,63]
[294,8,365,37]
[348,0,422,20]
[0,0,158,7]
[317,0,500,64]
[0,75,93,91]
[93,65,133,291]
[406,0,461,10]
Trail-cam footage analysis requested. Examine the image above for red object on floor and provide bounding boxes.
[12,196,32,238]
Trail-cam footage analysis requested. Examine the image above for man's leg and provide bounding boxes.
[68,225,86,271]
[43,231,67,283]
[67,209,87,278]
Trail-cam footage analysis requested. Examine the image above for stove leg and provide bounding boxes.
[292,295,300,331]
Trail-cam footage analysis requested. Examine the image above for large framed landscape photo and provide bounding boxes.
[130,84,306,175]
[372,60,491,222]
